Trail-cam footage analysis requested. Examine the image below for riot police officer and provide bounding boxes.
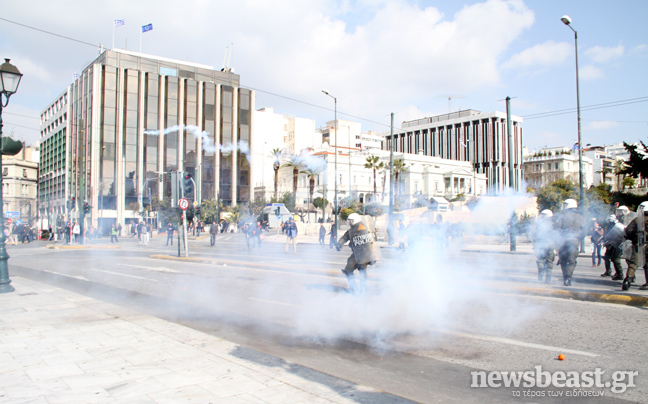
[532,209,557,283]
[622,201,648,290]
[554,199,586,286]
[602,214,625,280]
[337,213,381,294]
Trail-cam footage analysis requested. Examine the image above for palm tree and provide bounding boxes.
[378,161,387,202]
[393,159,407,201]
[271,148,281,200]
[364,155,380,202]
[613,159,626,191]
[282,154,303,198]
[595,166,612,186]
[302,167,323,222]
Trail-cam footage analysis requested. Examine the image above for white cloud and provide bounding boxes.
[579,64,604,80]
[632,44,646,54]
[502,41,571,70]
[585,120,618,131]
[585,44,624,63]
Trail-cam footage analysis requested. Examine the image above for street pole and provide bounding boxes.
[0,58,23,293]
[322,90,338,233]
[388,112,394,245]
[562,15,585,252]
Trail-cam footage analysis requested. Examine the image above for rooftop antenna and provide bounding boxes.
[438,94,466,113]
[221,46,229,71]
[226,43,233,71]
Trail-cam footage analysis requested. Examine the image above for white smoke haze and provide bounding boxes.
[208,189,548,353]
[143,125,252,162]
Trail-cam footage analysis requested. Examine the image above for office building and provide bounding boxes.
[39,49,253,231]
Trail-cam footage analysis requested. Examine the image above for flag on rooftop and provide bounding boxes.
[114,19,125,27]
[460,140,467,148]
[142,23,153,33]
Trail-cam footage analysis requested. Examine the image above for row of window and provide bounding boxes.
[41,94,68,124]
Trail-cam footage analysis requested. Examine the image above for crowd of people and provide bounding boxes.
[531,200,648,290]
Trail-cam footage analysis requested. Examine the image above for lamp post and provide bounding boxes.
[322,89,338,233]
[561,15,585,250]
[0,59,23,294]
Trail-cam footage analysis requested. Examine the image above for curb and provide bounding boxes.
[46,244,121,250]
[489,285,648,307]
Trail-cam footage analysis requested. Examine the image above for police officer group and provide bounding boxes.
[532,199,648,290]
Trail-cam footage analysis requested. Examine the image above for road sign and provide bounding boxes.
[178,198,189,211]
[193,201,198,207]
[5,211,19,218]
[276,214,281,220]
[6,219,12,225]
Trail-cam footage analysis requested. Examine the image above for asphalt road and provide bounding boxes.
[6,235,647,403]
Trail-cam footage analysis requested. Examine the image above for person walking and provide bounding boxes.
[166,222,175,246]
[554,199,586,286]
[319,223,326,247]
[130,223,137,238]
[590,218,604,267]
[531,209,557,283]
[328,223,338,250]
[209,221,218,246]
[141,221,150,246]
[284,217,298,253]
[64,222,71,244]
[110,224,118,243]
[72,221,80,243]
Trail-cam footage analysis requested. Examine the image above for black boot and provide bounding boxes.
[564,277,572,287]
[600,271,611,277]
[611,273,624,281]
[622,277,632,291]
[640,283,648,290]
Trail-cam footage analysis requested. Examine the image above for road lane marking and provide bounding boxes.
[248,297,296,307]
[437,329,599,357]
[93,268,157,281]
[118,263,181,273]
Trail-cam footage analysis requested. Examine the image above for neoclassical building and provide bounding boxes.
[39,49,253,231]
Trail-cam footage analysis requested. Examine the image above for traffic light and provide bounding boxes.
[83,201,90,214]
[1,137,23,156]
[182,172,194,198]
[195,205,201,217]
[275,207,280,216]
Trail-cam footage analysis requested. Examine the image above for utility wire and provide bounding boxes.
[0,17,98,48]
[2,17,646,129]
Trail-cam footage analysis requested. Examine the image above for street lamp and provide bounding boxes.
[0,58,23,294]
[322,89,338,233]
[561,15,585,249]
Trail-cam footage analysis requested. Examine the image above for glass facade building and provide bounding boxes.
[39,49,254,231]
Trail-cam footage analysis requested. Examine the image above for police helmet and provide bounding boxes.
[616,205,630,217]
[347,213,361,225]
[639,201,648,211]
[606,214,617,224]
[562,199,578,210]
[539,209,553,218]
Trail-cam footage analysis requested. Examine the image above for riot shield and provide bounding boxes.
[638,206,645,268]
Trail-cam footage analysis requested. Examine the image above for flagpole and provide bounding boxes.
[112,23,115,49]
[139,30,142,54]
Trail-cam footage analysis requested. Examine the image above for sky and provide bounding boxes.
[0,0,646,152]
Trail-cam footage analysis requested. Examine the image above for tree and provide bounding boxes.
[150,197,179,225]
[271,148,282,200]
[378,162,388,202]
[282,154,303,197]
[301,167,322,221]
[364,155,380,201]
[271,192,296,213]
[313,197,329,210]
[200,198,220,223]
[536,179,578,212]
[623,176,636,189]
[595,166,612,185]
[364,201,384,217]
[248,198,267,220]
[620,141,648,179]
[393,159,407,202]
[613,158,626,191]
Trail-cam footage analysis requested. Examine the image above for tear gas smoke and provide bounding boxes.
[144,125,252,162]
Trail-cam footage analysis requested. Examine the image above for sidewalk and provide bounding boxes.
[0,277,406,404]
